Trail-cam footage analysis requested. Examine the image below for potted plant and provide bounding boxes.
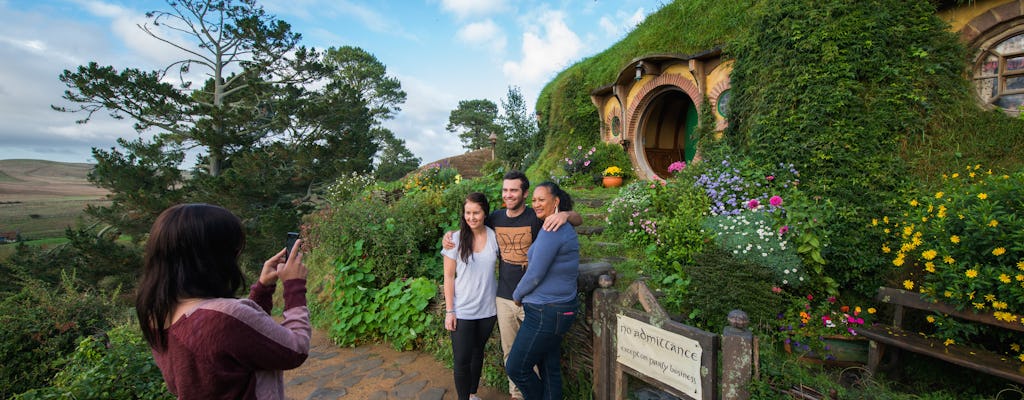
[777,293,876,365]
[602,166,624,188]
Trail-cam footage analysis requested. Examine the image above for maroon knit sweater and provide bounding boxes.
[152,279,311,399]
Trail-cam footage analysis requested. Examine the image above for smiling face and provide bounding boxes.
[463,199,486,230]
[502,178,526,211]
[531,186,559,220]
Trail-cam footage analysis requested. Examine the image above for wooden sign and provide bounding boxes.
[616,314,703,399]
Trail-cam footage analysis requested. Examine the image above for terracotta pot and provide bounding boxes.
[602,176,623,188]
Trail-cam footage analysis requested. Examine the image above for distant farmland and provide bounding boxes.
[0,159,109,241]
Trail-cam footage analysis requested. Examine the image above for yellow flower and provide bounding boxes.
[602,166,623,177]
[881,245,891,253]
[990,219,999,227]
[970,172,976,178]
[921,217,928,222]
[872,218,878,226]
[994,301,1008,310]
[883,216,889,224]
[884,228,890,234]
[978,193,988,200]
[926,315,936,323]
[1013,343,1021,352]
[902,226,914,237]
[935,191,944,199]
[985,294,996,302]
[855,306,862,314]
[944,290,952,298]
[966,269,978,278]
[909,199,919,207]
[1001,274,1012,284]
[893,256,905,267]
[975,164,981,170]
[1019,260,1024,270]
[1019,354,1024,363]
[924,262,936,273]
[993,247,1006,256]
[868,308,877,314]
[974,302,986,309]
[952,173,959,178]
[944,255,955,264]
[921,250,938,260]
[903,280,914,290]
[927,205,934,213]
[944,338,955,346]
[1016,274,1024,282]
[950,235,960,244]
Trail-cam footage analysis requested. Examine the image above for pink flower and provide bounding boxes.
[772,286,782,293]
[567,160,573,165]
[779,225,790,235]
[827,296,837,304]
[769,195,783,207]
[766,175,775,181]
[747,199,760,209]
[667,161,686,174]
[577,145,582,150]
[807,294,814,301]
[584,160,590,166]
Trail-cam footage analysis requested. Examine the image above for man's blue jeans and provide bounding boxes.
[505,299,577,400]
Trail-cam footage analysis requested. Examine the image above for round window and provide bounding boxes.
[717,89,732,118]
[973,31,1024,112]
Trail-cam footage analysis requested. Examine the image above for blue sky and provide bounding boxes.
[0,0,662,166]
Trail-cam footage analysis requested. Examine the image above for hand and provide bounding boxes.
[542,211,568,231]
[261,239,307,286]
[514,300,522,307]
[445,313,457,331]
[442,231,455,250]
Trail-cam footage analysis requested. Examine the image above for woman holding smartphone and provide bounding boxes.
[136,203,310,399]
[441,192,499,400]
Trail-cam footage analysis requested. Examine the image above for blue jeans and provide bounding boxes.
[505,299,577,400]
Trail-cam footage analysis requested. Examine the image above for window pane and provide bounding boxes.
[1007,75,1024,90]
[995,33,1024,54]
[1008,56,1024,72]
[994,93,1024,110]
[981,54,999,75]
[976,78,997,101]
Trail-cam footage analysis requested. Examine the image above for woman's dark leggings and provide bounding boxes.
[450,316,497,400]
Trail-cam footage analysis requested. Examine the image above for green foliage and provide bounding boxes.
[496,86,540,170]
[0,272,121,397]
[13,323,172,400]
[604,181,658,247]
[374,129,421,182]
[309,240,437,350]
[447,99,500,150]
[683,249,785,330]
[3,225,142,294]
[704,211,805,289]
[373,277,436,350]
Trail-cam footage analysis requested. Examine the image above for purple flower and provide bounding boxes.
[769,195,783,207]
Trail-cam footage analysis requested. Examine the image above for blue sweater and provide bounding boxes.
[513,223,579,304]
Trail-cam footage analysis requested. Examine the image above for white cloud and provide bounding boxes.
[501,10,582,88]
[600,7,647,39]
[456,19,506,54]
[383,74,466,165]
[440,0,508,20]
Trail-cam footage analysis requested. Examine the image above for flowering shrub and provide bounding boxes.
[605,181,659,247]
[667,161,686,175]
[325,171,376,203]
[403,162,459,191]
[776,293,876,359]
[877,166,1024,359]
[563,145,597,176]
[602,165,624,177]
[704,210,806,288]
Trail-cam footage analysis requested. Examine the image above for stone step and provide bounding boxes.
[576,226,605,236]
[575,198,607,208]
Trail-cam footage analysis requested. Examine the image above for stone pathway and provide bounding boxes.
[285,328,506,400]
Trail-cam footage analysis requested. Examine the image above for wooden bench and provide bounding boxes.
[855,287,1024,384]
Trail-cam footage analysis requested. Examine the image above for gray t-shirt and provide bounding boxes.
[440,228,498,319]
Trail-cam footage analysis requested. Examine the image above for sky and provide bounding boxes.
[0,0,663,167]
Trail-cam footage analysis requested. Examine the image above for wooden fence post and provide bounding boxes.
[720,309,753,400]
[591,274,618,400]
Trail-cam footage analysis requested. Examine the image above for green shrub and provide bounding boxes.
[374,277,436,350]
[13,323,172,400]
[704,211,806,290]
[312,240,378,346]
[683,249,785,330]
[0,273,121,397]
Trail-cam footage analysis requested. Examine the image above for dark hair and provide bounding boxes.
[136,203,247,350]
[535,181,574,212]
[458,192,490,264]
[503,170,530,192]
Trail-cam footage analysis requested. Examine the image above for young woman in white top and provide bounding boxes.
[441,192,499,400]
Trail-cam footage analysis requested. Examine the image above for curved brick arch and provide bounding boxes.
[624,73,702,179]
[709,79,732,130]
[961,1,1024,45]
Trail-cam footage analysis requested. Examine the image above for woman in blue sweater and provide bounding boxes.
[506,181,579,400]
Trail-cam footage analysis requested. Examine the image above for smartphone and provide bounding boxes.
[283,232,300,261]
